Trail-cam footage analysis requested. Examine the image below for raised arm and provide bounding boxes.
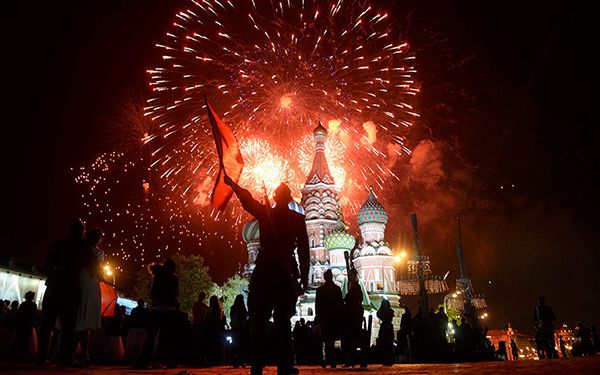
[224,174,265,219]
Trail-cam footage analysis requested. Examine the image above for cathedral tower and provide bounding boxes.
[353,188,395,294]
[301,121,340,284]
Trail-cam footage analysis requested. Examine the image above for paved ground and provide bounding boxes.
[2,357,600,374]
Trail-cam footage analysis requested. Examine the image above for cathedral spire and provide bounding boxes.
[305,120,335,186]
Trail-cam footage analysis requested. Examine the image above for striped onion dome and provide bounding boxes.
[357,188,388,225]
[242,219,260,243]
[325,220,356,250]
[272,199,305,215]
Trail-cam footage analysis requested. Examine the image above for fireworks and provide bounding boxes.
[75,0,420,266]
[239,138,293,196]
[146,0,418,207]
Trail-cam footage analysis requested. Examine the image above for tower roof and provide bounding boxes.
[313,121,328,136]
[305,120,335,185]
[357,188,388,225]
[325,217,356,250]
[242,219,260,243]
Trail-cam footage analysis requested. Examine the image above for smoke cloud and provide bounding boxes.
[193,176,213,207]
[361,121,377,145]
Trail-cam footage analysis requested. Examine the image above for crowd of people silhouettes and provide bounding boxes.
[1,181,599,371]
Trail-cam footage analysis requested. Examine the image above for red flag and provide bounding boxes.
[100,281,117,317]
[206,97,244,211]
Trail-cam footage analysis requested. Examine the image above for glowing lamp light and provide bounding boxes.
[400,251,407,258]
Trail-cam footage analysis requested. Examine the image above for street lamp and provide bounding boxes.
[389,251,407,293]
[103,264,115,285]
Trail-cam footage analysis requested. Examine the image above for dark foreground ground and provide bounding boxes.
[2,357,600,375]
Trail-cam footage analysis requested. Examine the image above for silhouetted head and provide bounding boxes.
[137,298,145,307]
[24,291,35,301]
[324,269,333,282]
[209,295,222,315]
[380,298,390,310]
[163,259,176,274]
[149,262,162,275]
[273,183,292,207]
[69,218,85,239]
[233,294,245,309]
[300,317,305,325]
[538,296,546,306]
[10,300,19,310]
[86,228,104,247]
[198,291,206,302]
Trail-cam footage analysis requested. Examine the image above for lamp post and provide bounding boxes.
[385,251,406,293]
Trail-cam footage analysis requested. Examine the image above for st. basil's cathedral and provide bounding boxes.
[241,122,404,342]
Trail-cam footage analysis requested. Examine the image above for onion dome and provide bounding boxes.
[357,188,388,225]
[359,245,376,256]
[313,120,328,136]
[271,200,305,215]
[377,245,392,255]
[324,220,356,250]
[242,219,260,243]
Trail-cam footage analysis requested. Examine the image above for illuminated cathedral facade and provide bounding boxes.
[242,122,403,341]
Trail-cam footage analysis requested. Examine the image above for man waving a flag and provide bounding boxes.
[205,97,244,211]
[206,97,309,375]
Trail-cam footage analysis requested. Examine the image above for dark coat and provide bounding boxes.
[344,282,364,335]
[316,280,343,340]
[149,268,179,309]
[232,185,309,290]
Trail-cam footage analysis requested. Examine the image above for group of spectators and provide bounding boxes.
[0,219,105,366]
[2,218,600,371]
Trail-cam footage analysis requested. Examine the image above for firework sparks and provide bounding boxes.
[146,0,419,208]
[74,0,420,267]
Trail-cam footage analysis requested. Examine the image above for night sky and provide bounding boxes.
[1,1,598,333]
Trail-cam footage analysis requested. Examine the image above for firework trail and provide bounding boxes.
[146,0,419,211]
[74,96,239,267]
[75,0,420,266]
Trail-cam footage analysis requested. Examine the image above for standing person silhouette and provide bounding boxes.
[342,269,364,368]
[74,228,104,366]
[36,219,86,367]
[376,298,395,366]
[224,175,309,375]
[315,269,343,368]
[136,259,180,369]
[533,296,557,359]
